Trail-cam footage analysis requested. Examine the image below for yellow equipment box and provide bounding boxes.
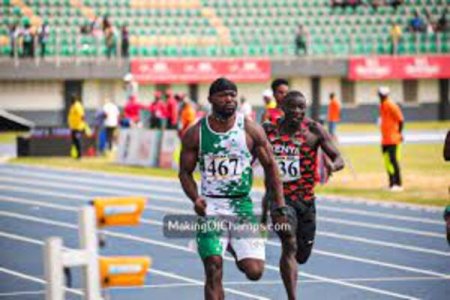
[93,197,146,227]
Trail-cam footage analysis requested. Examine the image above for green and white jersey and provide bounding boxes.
[199,113,253,198]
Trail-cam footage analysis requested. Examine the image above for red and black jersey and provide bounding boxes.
[264,118,318,202]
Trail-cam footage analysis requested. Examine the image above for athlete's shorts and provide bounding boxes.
[271,198,316,264]
[196,196,266,261]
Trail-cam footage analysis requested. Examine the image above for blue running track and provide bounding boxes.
[0,164,448,300]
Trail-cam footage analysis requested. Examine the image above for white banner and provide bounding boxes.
[116,129,161,167]
[159,130,181,169]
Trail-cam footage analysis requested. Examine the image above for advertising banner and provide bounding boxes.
[348,55,450,80]
[131,58,271,83]
[117,129,161,167]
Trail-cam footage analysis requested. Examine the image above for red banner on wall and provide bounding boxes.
[348,55,450,80]
[130,59,271,83]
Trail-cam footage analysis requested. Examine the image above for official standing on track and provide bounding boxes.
[378,87,404,192]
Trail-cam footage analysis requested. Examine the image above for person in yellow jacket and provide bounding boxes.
[68,94,86,159]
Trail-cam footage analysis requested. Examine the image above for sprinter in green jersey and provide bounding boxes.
[179,77,287,300]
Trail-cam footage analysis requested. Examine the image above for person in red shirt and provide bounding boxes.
[165,89,179,130]
[378,86,404,191]
[327,93,341,137]
[261,79,290,124]
[123,95,143,126]
[149,90,167,129]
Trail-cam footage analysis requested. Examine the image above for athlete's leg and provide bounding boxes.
[197,215,226,299]
[295,200,316,264]
[203,256,224,300]
[236,258,264,281]
[279,233,298,300]
[273,203,298,300]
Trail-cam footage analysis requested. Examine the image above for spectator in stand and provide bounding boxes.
[37,21,49,58]
[124,95,143,127]
[121,24,129,58]
[388,0,404,12]
[390,21,402,55]
[102,14,111,31]
[424,7,436,34]
[166,89,179,130]
[8,22,19,57]
[21,22,34,58]
[410,9,425,33]
[346,0,362,10]
[436,8,448,33]
[90,16,102,39]
[239,96,253,120]
[331,0,346,9]
[102,99,120,151]
[295,24,307,56]
[327,93,341,138]
[370,0,382,11]
[149,91,167,129]
[104,24,116,59]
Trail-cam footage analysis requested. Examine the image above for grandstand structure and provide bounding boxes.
[0,0,449,126]
[0,0,449,57]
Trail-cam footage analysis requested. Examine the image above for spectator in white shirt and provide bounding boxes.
[239,96,253,120]
[102,99,120,151]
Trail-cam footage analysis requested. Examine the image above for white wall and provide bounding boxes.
[418,79,439,104]
[198,82,269,107]
[354,80,403,104]
[320,77,341,105]
[82,80,124,109]
[0,81,63,110]
[290,77,311,103]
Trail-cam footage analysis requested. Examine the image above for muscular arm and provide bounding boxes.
[246,119,285,208]
[178,123,200,203]
[311,122,345,173]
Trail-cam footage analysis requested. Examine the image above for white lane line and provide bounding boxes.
[104,275,450,290]
[0,195,78,212]
[321,196,442,213]
[320,231,450,257]
[0,230,267,300]
[1,189,448,258]
[0,210,421,299]
[148,269,269,300]
[319,206,442,225]
[0,290,45,297]
[141,218,450,278]
[0,267,83,296]
[0,169,442,220]
[320,216,444,238]
[274,242,450,278]
[4,164,443,212]
[0,171,178,195]
[0,230,45,246]
[0,178,444,239]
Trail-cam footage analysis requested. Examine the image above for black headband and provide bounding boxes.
[209,77,237,96]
